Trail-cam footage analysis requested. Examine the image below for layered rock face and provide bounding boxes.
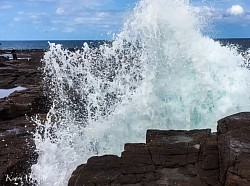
[217,113,250,186]
[68,112,250,186]
[0,51,50,185]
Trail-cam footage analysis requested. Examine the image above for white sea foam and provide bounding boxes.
[30,0,250,185]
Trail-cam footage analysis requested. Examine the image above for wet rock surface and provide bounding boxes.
[0,50,49,186]
[217,113,250,186]
[1,50,250,186]
[0,50,43,89]
[68,112,250,186]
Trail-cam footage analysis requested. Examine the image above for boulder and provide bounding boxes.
[217,112,250,186]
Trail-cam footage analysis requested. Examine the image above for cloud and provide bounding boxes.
[72,12,110,25]
[0,4,13,9]
[52,9,124,27]
[63,27,76,33]
[227,5,244,16]
[57,0,110,9]
[193,6,221,18]
[28,12,47,19]
[27,0,56,2]
[1,0,130,39]
[11,12,48,25]
[56,7,64,15]
[47,27,58,32]
[14,17,21,22]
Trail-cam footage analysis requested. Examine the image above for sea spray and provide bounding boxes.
[31,0,250,185]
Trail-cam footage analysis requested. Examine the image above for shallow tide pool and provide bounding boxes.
[0,86,27,99]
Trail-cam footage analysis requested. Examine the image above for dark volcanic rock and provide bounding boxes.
[0,51,43,89]
[69,129,219,186]
[0,118,38,186]
[0,87,49,120]
[68,112,250,186]
[0,86,49,185]
[0,56,9,63]
[0,50,49,185]
[218,112,250,186]
[0,87,51,185]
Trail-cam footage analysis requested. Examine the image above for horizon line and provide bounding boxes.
[0,37,250,42]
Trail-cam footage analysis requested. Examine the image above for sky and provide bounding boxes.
[0,0,249,40]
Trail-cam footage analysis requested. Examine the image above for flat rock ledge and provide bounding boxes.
[0,51,50,185]
[68,112,250,186]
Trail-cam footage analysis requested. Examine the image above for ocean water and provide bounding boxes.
[12,0,249,185]
[0,86,26,99]
[0,40,107,50]
[0,38,250,51]
[216,38,250,53]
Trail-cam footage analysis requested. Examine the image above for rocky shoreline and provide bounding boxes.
[68,112,250,186]
[0,50,50,185]
[0,50,250,186]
